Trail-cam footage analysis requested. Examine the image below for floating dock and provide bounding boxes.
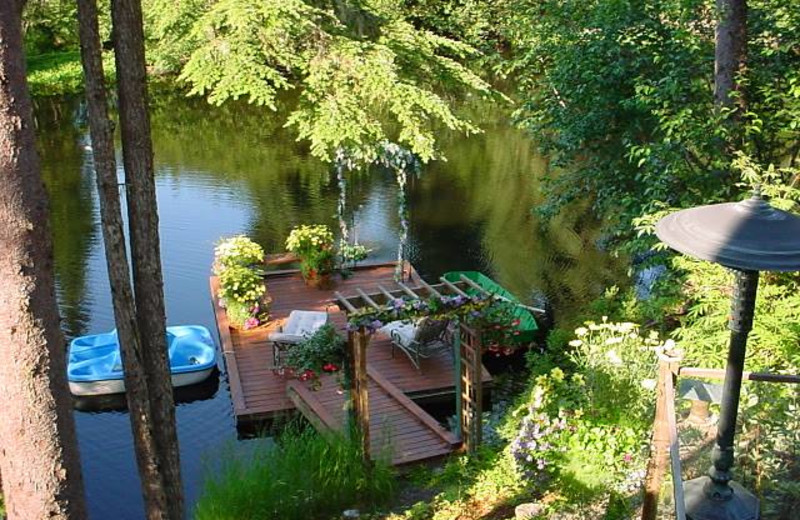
[210,262,492,465]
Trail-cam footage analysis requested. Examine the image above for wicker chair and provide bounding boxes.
[381,318,450,372]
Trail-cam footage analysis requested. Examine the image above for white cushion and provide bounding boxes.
[379,320,417,346]
[269,310,328,343]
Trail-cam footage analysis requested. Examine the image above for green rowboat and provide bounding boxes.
[442,271,538,343]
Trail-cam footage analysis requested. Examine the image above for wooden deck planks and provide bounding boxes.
[288,371,454,465]
[210,262,492,461]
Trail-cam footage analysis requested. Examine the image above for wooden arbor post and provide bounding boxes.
[346,327,371,464]
[459,323,483,452]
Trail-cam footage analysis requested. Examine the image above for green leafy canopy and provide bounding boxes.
[146,0,495,163]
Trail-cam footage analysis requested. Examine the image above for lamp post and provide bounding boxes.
[655,192,800,520]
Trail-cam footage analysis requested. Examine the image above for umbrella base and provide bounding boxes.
[684,476,759,520]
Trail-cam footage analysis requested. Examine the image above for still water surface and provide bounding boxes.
[36,94,624,518]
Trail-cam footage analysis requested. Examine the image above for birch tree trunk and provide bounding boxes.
[110,0,183,517]
[0,1,87,517]
[76,1,177,517]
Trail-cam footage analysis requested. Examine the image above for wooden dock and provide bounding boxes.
[210,262,491,465]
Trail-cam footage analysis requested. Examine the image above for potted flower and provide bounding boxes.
[215,236,271,330]
[339,242,370,271]
[213,234,265,274]
[285,224,336,289]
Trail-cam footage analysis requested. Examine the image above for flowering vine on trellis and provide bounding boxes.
[335,141,421,281]
[375,142,420,281]
[344,290,531,356]
[346,292,493,333]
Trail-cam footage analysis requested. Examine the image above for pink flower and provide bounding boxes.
[243,317,260,330]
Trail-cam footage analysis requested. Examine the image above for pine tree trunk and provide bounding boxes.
[76,1,177,518]
[714,0,747,109]
[110,0,183,518]
[0,2,87,518]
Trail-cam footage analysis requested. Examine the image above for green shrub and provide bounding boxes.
[26,51,115,97]
[195,427,395,520]
[510,319,661,513]
[282,323,345,386]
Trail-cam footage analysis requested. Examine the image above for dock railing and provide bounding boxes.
[642,350,800,520]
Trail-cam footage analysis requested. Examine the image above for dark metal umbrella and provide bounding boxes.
[656,192,800,520]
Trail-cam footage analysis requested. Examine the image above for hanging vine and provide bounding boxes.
[335,141,420,279]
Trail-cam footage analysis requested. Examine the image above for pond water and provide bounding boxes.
[35,93,624,519]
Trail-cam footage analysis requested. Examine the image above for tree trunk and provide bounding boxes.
[0,2,87,518]
[110,1,183,518]
[76,1,177,518]
[714,0,747,109]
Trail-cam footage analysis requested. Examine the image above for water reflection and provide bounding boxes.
[409,105,623,319]
[36,98,97,338]
[37,93,624,518]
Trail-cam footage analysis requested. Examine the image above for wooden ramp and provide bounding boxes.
[287,366,459,465]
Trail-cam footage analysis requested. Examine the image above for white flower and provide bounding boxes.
[618,322,635,333]
[641,379,657,391]
[604,336,623,345]
[575,327,588,337]
[606,349,623,365]
[663,339,676,350]
[568,339,583,347]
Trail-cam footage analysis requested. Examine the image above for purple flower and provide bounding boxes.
[392,298,404,309]
[346,322,358,332]
[370,319,383,330]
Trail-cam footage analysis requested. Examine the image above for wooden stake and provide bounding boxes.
[641,357,676,520]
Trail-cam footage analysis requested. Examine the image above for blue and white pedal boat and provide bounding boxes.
[68,325,217,396]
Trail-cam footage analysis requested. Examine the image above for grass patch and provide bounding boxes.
[26,51,115,97]
[195,426,395,520]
